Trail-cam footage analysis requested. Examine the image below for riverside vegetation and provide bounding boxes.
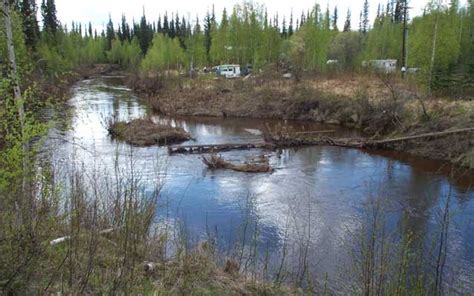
[1,0,474,294]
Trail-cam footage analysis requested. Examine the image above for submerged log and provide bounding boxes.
[168,142,275,154]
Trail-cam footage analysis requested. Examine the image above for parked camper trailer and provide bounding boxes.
[363,59,398,74]
[216,64,241,78]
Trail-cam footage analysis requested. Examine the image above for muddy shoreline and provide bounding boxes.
[128,75,474,169]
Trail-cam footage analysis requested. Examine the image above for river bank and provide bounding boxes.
[129,74,474,169]
[13,76,471,294]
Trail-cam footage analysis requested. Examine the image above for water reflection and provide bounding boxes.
[47,77,474,292]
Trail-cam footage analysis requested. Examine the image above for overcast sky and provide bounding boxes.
[53,0,465,31]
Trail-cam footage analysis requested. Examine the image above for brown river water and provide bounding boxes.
[45,76,474,293]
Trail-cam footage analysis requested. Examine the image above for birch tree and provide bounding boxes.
[2,0,25,130]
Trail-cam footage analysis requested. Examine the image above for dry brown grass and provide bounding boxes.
[108,118,191,146]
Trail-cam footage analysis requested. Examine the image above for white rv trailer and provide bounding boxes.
[216,64,241,78]
[363,59,398,74]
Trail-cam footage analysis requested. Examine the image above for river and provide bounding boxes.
[45,76,474,292]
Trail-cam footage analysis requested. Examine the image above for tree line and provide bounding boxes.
[1,0,473,90]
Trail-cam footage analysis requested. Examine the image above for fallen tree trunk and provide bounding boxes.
[169,127,474,155]
[169,142,275,154]
[294,130,336,135]
[367,127,474,147]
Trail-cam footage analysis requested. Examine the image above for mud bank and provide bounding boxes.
[107,118,191,146]
[129,75,474,168]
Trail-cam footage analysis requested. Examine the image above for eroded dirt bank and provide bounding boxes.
[129,75,474,169]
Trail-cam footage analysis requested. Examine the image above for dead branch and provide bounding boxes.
[50,228,119,246]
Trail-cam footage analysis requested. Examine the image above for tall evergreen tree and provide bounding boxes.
[41,0,59,33]
[394,1,402,23]
[88,22,93,38]
[105,14,115,50]
[138,11,153,54]
[281,16,287,38]
[117,25,123,41]
[20,0,40,49]
[169,13,176,38]
[362,0,369,34]
[449,0,459,14]
[333,6,339,31]
[121,15,130,42]
[204,10,213,57]
[163,12,170,37]
[157,15,162,33]
[324,5,331,30]
[175,13,181,38]
[289,11,294,36]
[300,11,306,28]
[343,9,351,32]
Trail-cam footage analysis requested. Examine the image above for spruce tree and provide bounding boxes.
[343,9,351,32]
[105,14,115,51]
[324,5,331,30]
[20,0,40,49]
[138,12,153,54]
[175,13,181,38]
[169,13,176,38]
[289,11,294,36]
[333,6,339,31]
[362,0,369,34]
[163,13,170,37]
[157,16,162,34]
[204,10,213,57]
[88,22,93,38]
[394,0,402,23]
[117,26,123,42]
[121,15,130,41]
[281,17,287,38]
[300,11,305,28]
[41,0,59,33]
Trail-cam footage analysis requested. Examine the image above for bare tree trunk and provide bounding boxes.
[2,0,25,125]
[428,7,440,95]
[2,0,28,226]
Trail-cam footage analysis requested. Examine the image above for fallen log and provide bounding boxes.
[367,127,474,147]
[168,142,275,154]
[295,130,336,135]
[169,127,474,155]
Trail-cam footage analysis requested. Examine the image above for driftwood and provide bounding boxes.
[202,155,272,173]
[50,228,119,246]
[295,130,336,135]
[169,142,275,154]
